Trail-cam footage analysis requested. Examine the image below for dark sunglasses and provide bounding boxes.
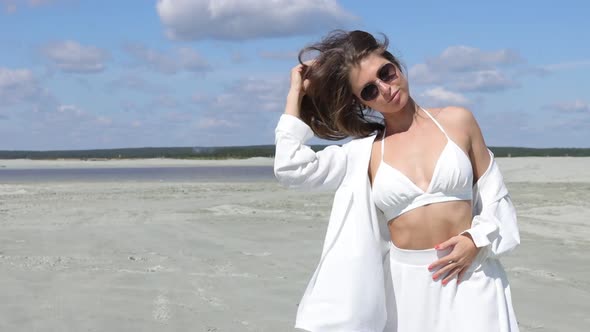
[360,62,398,102]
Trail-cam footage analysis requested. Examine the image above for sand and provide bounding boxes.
[0,157,275,169]
[0,157,589,331]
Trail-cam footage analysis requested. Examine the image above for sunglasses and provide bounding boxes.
[359,62,398,102]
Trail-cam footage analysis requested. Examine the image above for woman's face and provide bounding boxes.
[348,52,410,114]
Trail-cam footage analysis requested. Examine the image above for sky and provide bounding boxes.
[0,0,589,150]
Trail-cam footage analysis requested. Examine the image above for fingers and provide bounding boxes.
[292,60,315,73]
[302,78,310,92]
[291,63,305,74]
[432,260,467,286]
[442,266,462,285]
[429,238,458,271]
[428,238,478,285]
[435,236,458,251]
[428,251,456,271]
[290,65,305,93]
[428,248,463,271]
[290,61,315,96]
[431,259,457,281]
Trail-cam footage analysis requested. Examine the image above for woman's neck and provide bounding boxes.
[383,98,419,135]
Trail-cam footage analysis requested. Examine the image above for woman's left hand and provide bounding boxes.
[428,233,479,285]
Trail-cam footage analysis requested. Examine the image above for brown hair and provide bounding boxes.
[298,30,404,140]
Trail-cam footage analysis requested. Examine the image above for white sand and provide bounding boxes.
[0,157,589,331]
[496,157,590,183]
[0,157,275,169]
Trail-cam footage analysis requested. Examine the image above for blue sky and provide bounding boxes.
[0,0,588,150]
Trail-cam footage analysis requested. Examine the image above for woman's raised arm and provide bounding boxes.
[273,62,348,191]
[274,113,347,191]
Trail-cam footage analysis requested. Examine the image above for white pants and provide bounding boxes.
[383,242,519,332]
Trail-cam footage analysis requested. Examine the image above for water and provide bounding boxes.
[0,166,276,183]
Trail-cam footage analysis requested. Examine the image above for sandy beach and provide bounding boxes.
[0,157,275,169]
[0,157,589,331]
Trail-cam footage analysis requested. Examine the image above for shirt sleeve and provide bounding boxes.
[461,150,520,259]
[274,114,348,191]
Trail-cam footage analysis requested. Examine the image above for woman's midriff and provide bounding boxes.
[387,200,472,249]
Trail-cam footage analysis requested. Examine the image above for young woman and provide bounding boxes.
[274,30,520,332]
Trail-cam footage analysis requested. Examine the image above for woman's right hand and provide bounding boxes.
[285,61,313,117]
[288,61,313,99]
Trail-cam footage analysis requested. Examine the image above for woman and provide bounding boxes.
[274,30,520,332]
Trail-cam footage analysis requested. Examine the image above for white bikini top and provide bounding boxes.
[371,108,473,221]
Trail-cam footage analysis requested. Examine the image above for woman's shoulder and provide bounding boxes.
[433,105,475,123]
[432,106,479,133]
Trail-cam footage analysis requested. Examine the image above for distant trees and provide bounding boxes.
[0,145,588,160]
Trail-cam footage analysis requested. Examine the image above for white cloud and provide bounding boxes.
[543,59,590,71]
[510,59,590,79]
[453,70,517,92]
[196,117,237,129]
[41,40,109,73]
[95,116,112,126]
[513,66,550,78]
[208,76,288,113]
[177,47,211,72]
[123,43,210,74]
[418,87,470,107]
[57,104,84,116]
[473,103,590,148]
[57,105,111,127]
[0,0,18,12]
[189,76,288,134]
[0,67,35,90]
[427,46,522,72]
[0,67,50,106]
[107,74,168,94]
[156,0,356,41]
[1,0,63,13]
[545,100,590,113]
[409,46,523,93]
[408,63,441,84]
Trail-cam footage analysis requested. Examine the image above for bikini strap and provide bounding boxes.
[421,107,449,138]
[380,126,386,161]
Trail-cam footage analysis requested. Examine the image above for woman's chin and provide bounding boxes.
[382,94,409,114]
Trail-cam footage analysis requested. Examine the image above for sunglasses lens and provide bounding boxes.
[361,84,378,101]
[360,63,397,101]
[379,63,396,82]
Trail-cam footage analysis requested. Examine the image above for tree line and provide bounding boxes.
[0,145,589,159]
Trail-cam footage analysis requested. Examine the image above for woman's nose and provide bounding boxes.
[376,79,391,97]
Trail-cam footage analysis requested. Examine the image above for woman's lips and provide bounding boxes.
[388,89,399,103]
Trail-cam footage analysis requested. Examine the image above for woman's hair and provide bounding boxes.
[298,30,405,140]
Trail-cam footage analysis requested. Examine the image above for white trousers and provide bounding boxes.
[383,242,519,332]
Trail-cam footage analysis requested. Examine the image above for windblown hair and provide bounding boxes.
[298,30,404,140]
